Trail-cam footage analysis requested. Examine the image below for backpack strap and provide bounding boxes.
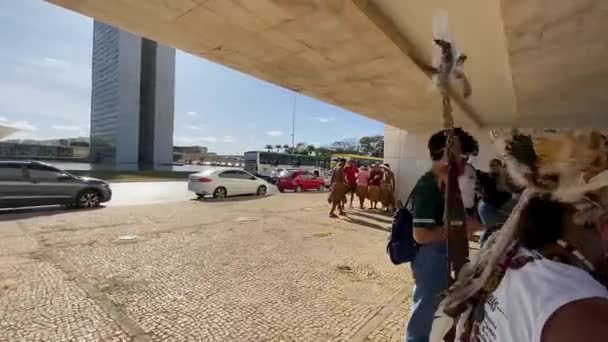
[396,186,417,211]
[404,187,415,209]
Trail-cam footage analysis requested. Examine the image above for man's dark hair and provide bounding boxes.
[428,128,480,161]
[517,196,570,250]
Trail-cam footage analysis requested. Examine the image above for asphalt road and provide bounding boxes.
[108,181,279,206]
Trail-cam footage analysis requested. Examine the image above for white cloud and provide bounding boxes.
[6,120,36,131]
[174,136,217,145]
[51,124,81,131]
[185,124,203,130]
[313,116,335,123]
[186,111,198,117]
[266,130,284,137]
[223,135,236,143]
[0,116,7,122]
[0,83,89,124]
[41,57,71,70]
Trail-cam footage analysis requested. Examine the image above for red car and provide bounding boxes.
[277,170,325,192]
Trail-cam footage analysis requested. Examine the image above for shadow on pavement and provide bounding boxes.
[342,214,390,232]
[277,190,328,195]
[191,194,272,203]
[0,206,105,221]
[347,211,393,224]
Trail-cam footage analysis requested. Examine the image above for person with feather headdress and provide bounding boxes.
[431,130,608,342]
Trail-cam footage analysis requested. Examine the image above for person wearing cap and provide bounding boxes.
[432,130,608,342]
[406,128,482,342]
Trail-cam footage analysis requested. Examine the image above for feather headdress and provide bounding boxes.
[492,129,608,202]
[431,129,608,341]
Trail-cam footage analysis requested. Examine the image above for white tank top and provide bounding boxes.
[474,248,608,342]
[458,163,477,210]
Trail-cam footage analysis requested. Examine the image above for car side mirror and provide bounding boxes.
[250,176,256,180]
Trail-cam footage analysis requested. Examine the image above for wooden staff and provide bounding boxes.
[434,38,469,285]
[435,39,469,342]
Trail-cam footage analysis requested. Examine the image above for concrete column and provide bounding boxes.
[384,125,496,204]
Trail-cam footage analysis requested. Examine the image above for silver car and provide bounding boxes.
[0,161,112,209]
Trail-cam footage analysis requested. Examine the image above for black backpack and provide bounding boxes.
[387,191,418,265]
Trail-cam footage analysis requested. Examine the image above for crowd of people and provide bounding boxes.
[327,159,396,218]
[320,127,608,342]
[400,128,608,342]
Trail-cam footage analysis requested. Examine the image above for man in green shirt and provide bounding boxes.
[406,128,482,342]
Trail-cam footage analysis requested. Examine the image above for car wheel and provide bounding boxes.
[257,185,267,196]
[279,188,285,193]
[196,193,205,200]
[76,189,100,209]
[295,185,302,193]
[213,187,227,199]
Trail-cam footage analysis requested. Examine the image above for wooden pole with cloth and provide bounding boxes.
[431,11,472,342]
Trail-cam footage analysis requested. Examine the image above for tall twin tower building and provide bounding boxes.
[90,21,175,166]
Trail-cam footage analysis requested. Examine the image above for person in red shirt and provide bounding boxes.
[344,159,359,208]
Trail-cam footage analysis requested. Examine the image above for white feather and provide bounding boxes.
[433,9,451,41]
[554,169,608,203]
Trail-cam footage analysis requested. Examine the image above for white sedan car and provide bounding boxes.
[188,168,270,199]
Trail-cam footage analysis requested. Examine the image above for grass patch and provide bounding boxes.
[68,170,193,183]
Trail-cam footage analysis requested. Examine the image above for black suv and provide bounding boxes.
[0,161,112,209]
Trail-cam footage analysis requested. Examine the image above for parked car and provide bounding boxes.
[267,167,290,184]
[0,161,112,209]
[188,168,268,199]
[276,170,325,193]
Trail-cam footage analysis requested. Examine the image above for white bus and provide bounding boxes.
[243,151,327,179]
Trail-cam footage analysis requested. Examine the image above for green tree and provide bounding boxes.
[359,135,384,157]
[274,144,282,152]
[282,144,290,152]
[330,138,359,154]
[264,144,273,152]
[306,145,316,154]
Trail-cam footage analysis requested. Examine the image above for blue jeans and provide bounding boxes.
[406,244,448,342]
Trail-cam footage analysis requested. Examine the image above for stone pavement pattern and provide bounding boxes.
[0,193,413,341]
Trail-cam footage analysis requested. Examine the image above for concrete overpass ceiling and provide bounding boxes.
[502,0,608,128]
[45,0,608,129]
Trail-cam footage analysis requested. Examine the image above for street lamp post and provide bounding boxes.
[291,92,296,149]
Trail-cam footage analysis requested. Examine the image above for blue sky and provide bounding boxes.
[0,0,384,154]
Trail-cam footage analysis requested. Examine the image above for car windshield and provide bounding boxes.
[279,170,295,178]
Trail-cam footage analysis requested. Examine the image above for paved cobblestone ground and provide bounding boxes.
[0,193,412,341]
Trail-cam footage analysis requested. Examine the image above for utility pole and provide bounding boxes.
[291,92,297,148]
